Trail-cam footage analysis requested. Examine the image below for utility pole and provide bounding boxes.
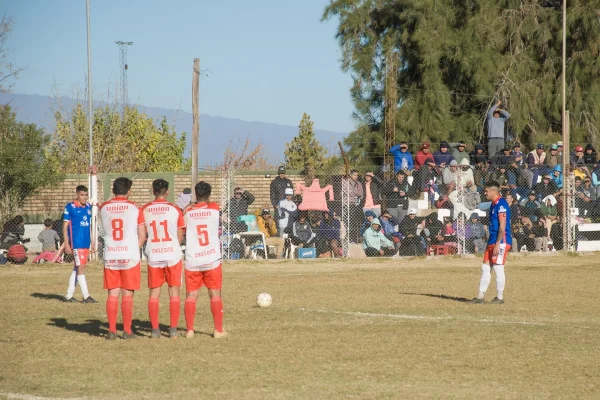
[115,41,133,109]
[561,0,570,251]
[86,0,98,259]
[191,58,200,187]
[384,50,398,182]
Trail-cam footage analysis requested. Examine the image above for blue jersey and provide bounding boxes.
[488,197,512,246]
[63,201,92,249]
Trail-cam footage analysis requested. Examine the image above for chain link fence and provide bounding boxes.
[3,159,599,263]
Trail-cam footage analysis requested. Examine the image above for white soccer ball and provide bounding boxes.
[256,293,272,308]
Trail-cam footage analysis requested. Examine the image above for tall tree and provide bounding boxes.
[0,106,62,223]
[50,104,189,173]
[0,15,24,93]
[324,0,600,164]
[284,113,328,181]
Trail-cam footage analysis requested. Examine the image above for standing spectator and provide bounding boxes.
[547,144,560,169]
[467,213,487,253]
[414,142,435,169]
[270,166,293,226]
[591,161,600,198]
[398,209,423,256]
[225,187,255,233]
[38,219,60,252]
[175,188,192,210]
[277,188,297,235]
[433,141,455,168]
[505,193,522,228]
[384,171,411,224]
[519,191,540,217]
[487,100,511,157]
[315,210,341,258]
[0,216,28,251]
[470,144,488,165]
[255,208,285,258]
[584,144,597,165]
[345,170,364,242]
[540,195,558,238]
[362,171,382,217]
[550,216,563,251]
[389,142,414,173]
[363,218,396,257]
[452,141,470,165]
[291,211,316,249]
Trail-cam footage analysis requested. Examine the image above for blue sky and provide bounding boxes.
[4,0,355,132]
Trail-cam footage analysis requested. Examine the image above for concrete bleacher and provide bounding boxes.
[576,223,600,251]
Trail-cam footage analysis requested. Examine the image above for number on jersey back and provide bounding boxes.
[184,202,221,271]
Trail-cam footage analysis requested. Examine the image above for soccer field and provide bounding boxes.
[1,253,599,400]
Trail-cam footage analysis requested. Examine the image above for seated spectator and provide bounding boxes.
[360,210,377,236]
[467,213,487,253]
[433,141,455,168]
[0,215,29,251]
[570,145,585,166]
[527,144,549,184]
[540,195,558,238]
[380,211,402,250]
[469,144,488,165]
[547,144,560,169]
[442,216,457,243]
[291,212,316,248]
[414,142,435,169]
[277,188,297,235]
[390,141,414,173]
[576,177,597,215]
[550,216,563,250]
[505,157,529,199]
[584,144,597,165]
[519,191,540,217]
[490,146,512,165]
[398,209,423,256]
[514,215,535,251]
[362,171,382,216]
[592,161,600,198]
[421,212,445,247]
[38,218,60,252]
[384,171,411,224]
[552,164,563,190]
[442,160,458,195]
[6,243,27,264]
[533,174,560,200]
[531,216,548,252]
[226,187,256,233]
[473,158,489,192]
[363,218,396,257]
[451,141,470,165]
[511,143,524,166]
[315,210,341,258]
[255,208,284,258]
[505,193,522,227]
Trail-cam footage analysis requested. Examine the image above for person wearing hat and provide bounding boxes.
[433,141,455,167]
[269,166,293,231]
[467,212,487,254]
[442,159,459,195]
[519,191,540,217]
[547,144,560,169]
[526,144,548,188]
[533,172,560,200]
[576,176,597,215]
[552,164,563,190]
[225,187,256,234]
[362,218,396,257]
[414,142,435,169]
[277,188,298,234]
[487,99,511,159]
[451,141,470,165]
[469,144,488,165]
[384,171,412,224]
[255,207,285,258]
[290,211,316,249]
[584,143,597,165]
[570,145,585,166]
[398,209,424,256]
[556,141,564,160]
[389,141,414,173]
[511,143,524,166]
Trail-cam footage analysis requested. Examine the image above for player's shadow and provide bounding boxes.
[399,292,472,303]
[31,293,66,302]
[49,318,108,337]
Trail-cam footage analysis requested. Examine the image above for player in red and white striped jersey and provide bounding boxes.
[183,181,226,339]
[141,179,185,339]
[99,177,146,340]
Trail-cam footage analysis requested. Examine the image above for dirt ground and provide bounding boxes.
[0,253,599,399]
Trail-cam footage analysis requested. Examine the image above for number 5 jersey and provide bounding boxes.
[184,202,221,271]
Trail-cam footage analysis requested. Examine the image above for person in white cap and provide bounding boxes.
[278,188,297,234]
[398,208,423,256]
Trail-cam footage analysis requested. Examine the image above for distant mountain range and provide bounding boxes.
[0,93,348,166]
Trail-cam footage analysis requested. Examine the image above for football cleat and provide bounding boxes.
[169,328,179,339]
[121,331,136,340]
[82,296,98,304]
[105,331,118,341]
[151,329,161,339]
[185,330,194,339]
[213,329,228,339]
[470,297,485,304]
[64,297,79,303]
[489,297,505,304]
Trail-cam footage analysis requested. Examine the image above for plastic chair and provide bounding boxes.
[237,215,268,259]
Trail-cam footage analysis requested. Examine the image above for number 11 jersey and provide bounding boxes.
[141,198,185,264]
[184,202,221,271]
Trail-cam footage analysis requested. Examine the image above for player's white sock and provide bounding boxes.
[78,275,90,299]
[66,269,77,298]
[478,263,491,298]
[494,264,505,300]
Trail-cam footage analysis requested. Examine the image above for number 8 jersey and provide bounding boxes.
[99,197,143,265]
[184,202,221,271]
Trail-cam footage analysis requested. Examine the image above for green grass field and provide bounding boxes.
[1,253,599,399]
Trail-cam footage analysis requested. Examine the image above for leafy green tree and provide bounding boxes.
[323,0,600,164]
[284,113,328,181]
[51,104,189,173]
[0,106,63,223]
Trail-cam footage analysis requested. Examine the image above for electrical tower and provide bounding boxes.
[383,51,398,182]
[115,41,133,108]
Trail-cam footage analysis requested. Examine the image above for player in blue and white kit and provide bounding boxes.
[63,185,97,303]
[472,180,511,304]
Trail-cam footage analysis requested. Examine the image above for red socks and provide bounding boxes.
[170,297,180,329]
[184,298,196,332]
[121,296,133,335]
[148,297,159,330]
[106,296,118,333]
[210,296,224,333]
